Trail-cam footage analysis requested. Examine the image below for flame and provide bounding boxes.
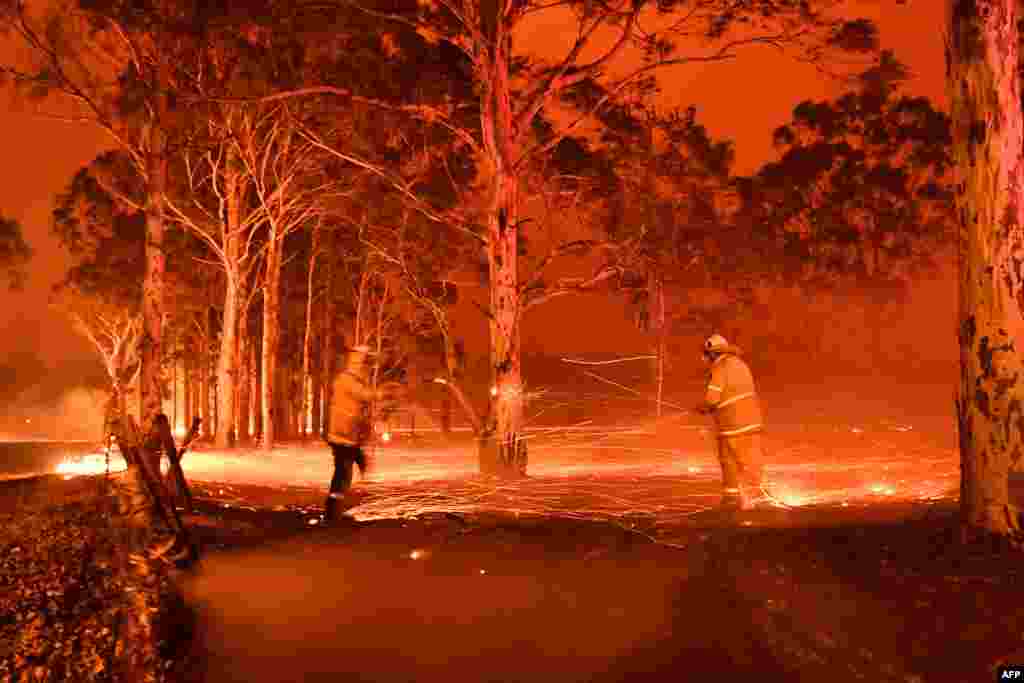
[55,451,128,479]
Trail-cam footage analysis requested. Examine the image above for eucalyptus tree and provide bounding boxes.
[946,0,1024,542]
[0,0,218,433]
[740,52,952,365]
[281,0,879,476]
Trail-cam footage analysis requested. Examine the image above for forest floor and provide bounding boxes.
[155,408,1024,683]
[170,478,1024,683]
[7,389,1024,683]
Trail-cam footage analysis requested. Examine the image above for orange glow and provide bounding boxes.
[55,451,127,479]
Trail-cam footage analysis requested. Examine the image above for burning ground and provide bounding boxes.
[11,376,1024,682]
[157,417,1021,681]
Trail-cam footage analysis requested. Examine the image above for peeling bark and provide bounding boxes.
[946,0,1024,539]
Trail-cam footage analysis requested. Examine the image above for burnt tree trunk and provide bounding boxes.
[262,234,282,451]
[947,0,1024,539]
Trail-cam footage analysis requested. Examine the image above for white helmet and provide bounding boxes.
[704,334,730,354]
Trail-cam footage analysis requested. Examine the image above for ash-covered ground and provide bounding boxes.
[15,369,1024,683]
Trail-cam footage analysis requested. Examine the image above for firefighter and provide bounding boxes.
[695,333,766,511]
[323,345,399,524]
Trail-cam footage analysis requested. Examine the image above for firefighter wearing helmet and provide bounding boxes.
[696,334,766,511]
[323,345,401,524]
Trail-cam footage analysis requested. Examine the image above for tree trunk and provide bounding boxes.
[199,307,211,438]
[251,330,262,444]
[214,170,243,448]
[215,277,238,448]
[311,338,322,440]
[184,347,192,431]
[484,170,527,477]
[261,235,282,451]
[139,148,168,465]
[301,224,320,440]
[237,306,251,444]
[648,271,666,421]
[947,0,1024,540]
[321,255,337,439]
[441,390,452,435]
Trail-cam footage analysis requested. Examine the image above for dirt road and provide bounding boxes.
[176,498,1023,683]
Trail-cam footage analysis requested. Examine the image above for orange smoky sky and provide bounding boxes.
[0,0,950,401]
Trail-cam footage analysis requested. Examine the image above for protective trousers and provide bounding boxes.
[324,443,366,522]
[717,432,765,507]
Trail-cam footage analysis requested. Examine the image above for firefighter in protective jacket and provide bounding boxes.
[696,334,766,510]
[324,345,387,523]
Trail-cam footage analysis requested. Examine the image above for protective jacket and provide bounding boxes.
[326,352,377,446]
[701,345,763,437]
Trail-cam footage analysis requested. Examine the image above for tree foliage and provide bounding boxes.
[740,51,953,295]
[0,213,32,290]
[52,152,145,311]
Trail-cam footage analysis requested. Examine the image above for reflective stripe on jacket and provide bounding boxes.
[703,353,763,437]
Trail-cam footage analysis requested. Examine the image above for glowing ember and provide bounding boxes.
[124,416,959,526]
[409,549,427,560]
[381,431,392,443]
[772,490,806,507]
